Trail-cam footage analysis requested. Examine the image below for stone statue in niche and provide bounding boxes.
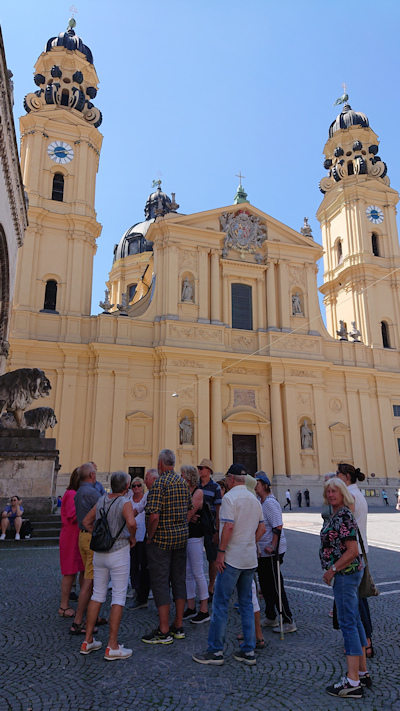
[336,320,348,340]
[179,416,193,445]
[181,278,194,302]
[292,292,303,315]
[300,419,313,449]
[349,321,362,343]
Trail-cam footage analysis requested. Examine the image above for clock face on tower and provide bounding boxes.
[366,205,384,225]
[47,141,74,164]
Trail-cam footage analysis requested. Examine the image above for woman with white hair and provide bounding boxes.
[320,477,370,698]
[80,471,137,660]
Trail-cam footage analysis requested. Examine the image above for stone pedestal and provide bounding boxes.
[0,430,59,514]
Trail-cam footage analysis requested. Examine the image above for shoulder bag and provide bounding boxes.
[357,530,380,599]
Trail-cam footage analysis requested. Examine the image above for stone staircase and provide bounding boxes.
[0,513,61,548]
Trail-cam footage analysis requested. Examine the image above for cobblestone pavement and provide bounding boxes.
[0,511,399,711]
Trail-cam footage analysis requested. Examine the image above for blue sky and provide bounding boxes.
[2,0,400,317]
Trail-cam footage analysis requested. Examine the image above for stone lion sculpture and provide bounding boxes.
[1,406,57,434]
[0,368,52,427]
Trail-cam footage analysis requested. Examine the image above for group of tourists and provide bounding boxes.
[57,453,375,698]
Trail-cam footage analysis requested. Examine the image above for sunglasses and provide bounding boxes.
[198,466,209,471]
[131,484,142,488]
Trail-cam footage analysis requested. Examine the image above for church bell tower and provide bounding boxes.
[317,101,400,350]
[12,18,102,330]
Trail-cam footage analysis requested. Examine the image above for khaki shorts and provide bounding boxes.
[78,531,94,579]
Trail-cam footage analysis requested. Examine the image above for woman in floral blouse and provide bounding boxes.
[319,477,370,699]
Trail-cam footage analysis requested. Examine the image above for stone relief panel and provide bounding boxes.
[180,386,195,402]
[233,388,256,408]
[297,392,311,411]
[179,250,197,273]
[329,397,343,413]
[289,369,317,378]
[226,366,263,375]
[131,384,149,401]
[169,324,223,343]
[172,359,204,368]
[278,338,320,353]
[289,265,306,288]
[232,334,257,350]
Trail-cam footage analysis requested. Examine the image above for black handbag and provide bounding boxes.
[90,497,125,552]
[358,531,379,599]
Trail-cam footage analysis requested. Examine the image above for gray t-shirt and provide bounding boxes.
[95,494,130,552]
[75,482,101,529]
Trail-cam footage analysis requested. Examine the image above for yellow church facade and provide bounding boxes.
[8,22,400,502]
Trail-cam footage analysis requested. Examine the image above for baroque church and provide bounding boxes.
[8,21,400,503]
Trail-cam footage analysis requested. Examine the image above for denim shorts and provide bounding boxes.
[333,569,367,656]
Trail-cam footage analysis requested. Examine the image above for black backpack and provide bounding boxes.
[20,519,33,539]
[199,500,215,537]
[90,497,126,552]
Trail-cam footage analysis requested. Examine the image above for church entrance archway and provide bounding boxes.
[233,434,257,476]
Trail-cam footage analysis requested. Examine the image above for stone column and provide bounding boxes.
[223,274,230,327]
[166,244,179,319]
[151,372,160,467]
[266,260,278,330]
[269,381,286,476]
[197,374,210,457]
[198,248,209,323]
[282,383,301,474]
[278,261,291,331]
[210,376,223,472]
[312,384,331,475]
[257,276,266,331]
[346,387,365,468]
[306,263,320,334]
[210,250,223,324]
[358,389,377,475]
[109,369,129,471]
[376,381,397,478]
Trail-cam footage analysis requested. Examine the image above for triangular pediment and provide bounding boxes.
[160,203,321,252]
[126,411,152,421]
[329,422,350,431]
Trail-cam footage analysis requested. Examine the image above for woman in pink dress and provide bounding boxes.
[58,468,84,617]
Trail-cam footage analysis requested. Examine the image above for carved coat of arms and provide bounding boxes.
[220,211,268,262]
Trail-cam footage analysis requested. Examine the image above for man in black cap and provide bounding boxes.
[192,464,265,667]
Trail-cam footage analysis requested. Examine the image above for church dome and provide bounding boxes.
[144,186,172,220]
[113,220,154,263]
[45,27,94,64]
[328,104,369,138]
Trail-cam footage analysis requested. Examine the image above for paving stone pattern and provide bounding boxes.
[0,514,399,711]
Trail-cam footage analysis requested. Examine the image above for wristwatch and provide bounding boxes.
[332,565,337,573]
[218,548,225,553]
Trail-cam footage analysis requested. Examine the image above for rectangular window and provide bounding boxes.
[393,405,400,417]
[231,283,253,330]
[128,466,145,480]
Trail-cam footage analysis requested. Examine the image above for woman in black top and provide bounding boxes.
[181,465,210,625]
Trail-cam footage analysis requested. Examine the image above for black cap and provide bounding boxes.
[226,463,247,477]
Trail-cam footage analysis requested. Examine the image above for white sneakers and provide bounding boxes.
[272,620,297,633]
[15,533,20,540]
[262,617,279,627]
[104,644,132,661]
[80,639,102,655]
[0,533,5,540]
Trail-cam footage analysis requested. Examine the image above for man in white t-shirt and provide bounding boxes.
[283,488,292,510]
[192,464,265,667]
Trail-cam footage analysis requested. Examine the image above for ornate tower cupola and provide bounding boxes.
[317,94,400,351]
[12,18,103,328]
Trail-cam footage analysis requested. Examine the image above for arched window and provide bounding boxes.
[337,240,343,265]
[381,321,390,348]
[372,233,379,257]
[128,284,137,301]
[231,283,253,330]
[60,89,69,107]
[52,173,64,202]
[43,280,57,311]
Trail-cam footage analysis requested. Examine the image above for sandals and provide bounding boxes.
[69,621,98,635]
[366,643,374,659]
[58,607,75,618]
[96,616,108,626]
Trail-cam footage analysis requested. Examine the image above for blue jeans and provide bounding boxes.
[333,569,367,656]
[208,563,256,654]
